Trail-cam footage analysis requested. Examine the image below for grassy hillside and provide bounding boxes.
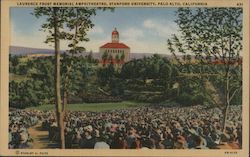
[9,73,29,82]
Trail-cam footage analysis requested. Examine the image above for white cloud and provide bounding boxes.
[122,38,168,54]
[121,27,144,41]
[118,27,167,53]
[143,19,155,28]
[143,19,178,38]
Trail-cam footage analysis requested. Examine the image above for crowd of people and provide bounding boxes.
[9,110,41,148]
[9,105,242,149]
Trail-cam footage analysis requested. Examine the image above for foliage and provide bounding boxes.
[175,93,193,106]
[9,57,55,108]
[32,7,114,148]
[167,8,243,132]
[10,80,46,108]
[10,52,234,108]
[167,8,242,106]
[9,8,243,116]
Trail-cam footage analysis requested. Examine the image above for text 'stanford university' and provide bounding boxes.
[99,28,130,64]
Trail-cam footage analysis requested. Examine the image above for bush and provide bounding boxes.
[9,80,50,109]
[145,95,164,103]
[175,93,209,106]
[157,100,180,107]
[124,93,164,103]
[175,93,193,106]
[192,94,206,105]
[82,94,122,103]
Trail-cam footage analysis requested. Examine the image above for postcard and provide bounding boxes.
[0,0,249,156]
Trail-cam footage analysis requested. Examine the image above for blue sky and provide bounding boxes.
[11,7,178,53]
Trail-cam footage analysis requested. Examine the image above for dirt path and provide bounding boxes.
[28,122,59,149]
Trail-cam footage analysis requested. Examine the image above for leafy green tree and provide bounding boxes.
[120,52,125,62]
[33,7,66,148]
[97,63,115,86]
[9,80,45,108]
[159,61,173,93]
[33,7,113,149]
[167,8,242,132]
[61,54,95,105]
[101,51,109,66]
[30,57,55,103]
[108,54,114,64]
[9,54,19,73]
[17,64,29,75]
[115,54,120,64]
[87,50,94,63]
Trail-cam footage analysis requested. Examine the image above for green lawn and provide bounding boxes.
[27,101,148,112]
[9,73,29,82]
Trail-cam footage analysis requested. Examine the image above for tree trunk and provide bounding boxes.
[62,90,67,111]
[222,35,232,133]
[53,7,65,149]
[222,70,230,133]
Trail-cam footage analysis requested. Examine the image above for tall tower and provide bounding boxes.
[111,28,119,43]
[100,27,130,64]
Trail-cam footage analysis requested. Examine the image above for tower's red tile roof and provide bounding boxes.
[112,30,119,35]
[100,42,130,49]
[112,28,119,35]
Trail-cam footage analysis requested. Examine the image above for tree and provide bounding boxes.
[60,8,98,115]
[87,50,93,62]
[167,8,242,132]
[101,51,109,66]
[108,54,114,64]
[9,54,19,73]
[33,7,113,149]
[115,54,120,64]
[9,79,46,109]
[120,52,125,63]
[159,61,173,92]
[30,57,55,103]
[97,62,115,86]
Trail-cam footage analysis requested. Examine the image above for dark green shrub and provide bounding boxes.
[176,93,193,106]
[192,94,206,105]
